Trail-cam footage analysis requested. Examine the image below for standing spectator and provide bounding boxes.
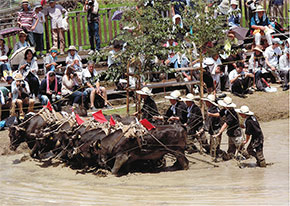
[84,0,100,55]
[250,5,273,46]
[17,0,39,46]
[0,35,9,56]
[13,31,30,53]
[171,0,187,16]
[271,0,284,26]
[33,4,45,58]
[17,49,39,99]
[0,86,12,121]
[228,0,241,28]
[66,45,83,73]
[45,0,68,54]
[82,61,110,109]
[0,56,12,81]
[10,73,34,119]
[264,38,283,83]
[279,49,290,91]
[45,47,62,73]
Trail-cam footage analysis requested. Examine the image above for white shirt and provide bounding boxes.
[279,54,290,71]
[107,50,117,67]
[248,52,266,73]
[264,46,282,67]
[33,12,45,34]
[45,5,68,29]
[229,69,245,86]
[171,103,177,115]
[11,80,30,101]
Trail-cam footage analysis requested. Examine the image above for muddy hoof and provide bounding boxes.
[258,160,267,167]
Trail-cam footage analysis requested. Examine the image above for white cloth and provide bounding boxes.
[279,54,290,71]
[33,12,45,34]
[0,91,5,105]
[107,50,117,67]
[45,5,68,29]
[264,46,282,67]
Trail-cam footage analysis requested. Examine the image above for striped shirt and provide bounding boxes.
[17,10,38,31]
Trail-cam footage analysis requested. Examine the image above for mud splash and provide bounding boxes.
[0,119,288,205]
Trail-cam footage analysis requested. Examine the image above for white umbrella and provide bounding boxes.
[10,47,35,65]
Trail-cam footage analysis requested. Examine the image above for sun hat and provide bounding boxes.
[136,87,153,96]
[218,96,236,108]
[22,0,29,4]
[165,90,181,100]
[201,94,218,106]
[34,3,43,9]
[19,31,27,37]
[272,38,283,45]
[67,45,78,52]
[255,5,265,12]
[49,46,58,53]
[0,56,8,61]
[14,73,24,81]
[181,93,199,102]
[253,46,263,53]
[230,0,239,6]
[235,105,254,115]
[203,58,215,66]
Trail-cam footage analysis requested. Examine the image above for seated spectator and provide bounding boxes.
[264,38,283,83]
[17,49,39,99]
[0,86,12,121]
[250,5,273,46]
[10,73,34,119]
[83,61,110,109]
[229,62,254,97]
[39,71,62,111]
[164,36,179,68]
[66,45,83,78]
[228,0,241,28]
[0,35,9,56]
[14,31,30,53]
[62,66,83,106]
[45,46,62,73]
[0,56,12,82]
[279,49,290,91]
[107,40,122,68]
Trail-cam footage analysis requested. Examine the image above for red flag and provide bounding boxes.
[92,110,108,123]
[110,115,116,126]
[46,101,52,111]
[140,119,156,131]
[75,114,84,125]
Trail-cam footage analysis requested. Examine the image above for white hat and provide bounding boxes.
[230,0,238,5]
[253,46,263,53]
[181,93,199,102]
[203,58,215,67]
[235,105,254,115]
[67,45,78,52]
[201,94,218,106]
[165,90,181,100]
[218,96,236,108]
[272,38,283,44]
[255,5,265,12]
[136,87,153,96]
[14,73,24,81]
[0,56,8,61]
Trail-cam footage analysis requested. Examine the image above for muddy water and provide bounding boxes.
[0,119,289,205]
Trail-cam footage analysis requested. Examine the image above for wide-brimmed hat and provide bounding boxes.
[253,46,263,53]
[181,93,199,102]
[218,96,236,108]
[230,0,238,5]
[136,87,153,96]
[201,94,218,106]
[14,73,24,81]
[0,56,8,61]
[165,90,181,100]
[272,38,283,44]
[22,0,29,4]
[235,105,254,115]
[255,5,265,12]
[49,46,58,53]
[19,31,27,37]
[67,45,77,52]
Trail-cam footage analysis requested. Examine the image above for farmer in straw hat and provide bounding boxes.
[235,105,266,167]
[215,96,249,160]
[154,90,187,124]
[135,87,159,122]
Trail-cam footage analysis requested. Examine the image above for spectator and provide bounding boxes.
[33,4,45,58]
[17,0,39,46]
[216,0,230,16]
[250,5,273,46]
[171,0,186,16]
[271,0,284,26]
[279,49,290,91]
[10,73,34,119]
[39,71,62,111]
[228,0,241,28]
[83,0,101,55]
[107,40,122,68]
[204,54,222,93]
[0,56,12,81]
[264,38,283,83]
[17,49,39,99]
[66,45,83,74]
[14,31,30,52]
[6,76,13,85]
[62,66,83,106]
[245,0,261,21]
[45,47,62,73]
[0,86,12,121]
[83,61,110,109]
[229,62,254,97]
[202,58,215,93]
[0,35,9,56]
[45,0,68,54]
[164,36,179,68]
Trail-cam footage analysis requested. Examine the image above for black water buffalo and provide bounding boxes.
[98,124,189,175]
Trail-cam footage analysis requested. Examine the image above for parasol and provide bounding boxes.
[10,47,35,65]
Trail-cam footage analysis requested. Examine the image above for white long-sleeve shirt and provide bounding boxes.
[279,53,290,71]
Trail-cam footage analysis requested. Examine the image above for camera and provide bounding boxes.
[241,74,245,79]
[21,81,26,88]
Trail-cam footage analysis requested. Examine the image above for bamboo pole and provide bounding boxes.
[199,52,204,119]
[126,61,130,116]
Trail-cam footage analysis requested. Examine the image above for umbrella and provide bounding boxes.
[231,27,249,40]
[0,27,23,38]
[111,10,123,21]
[10,47,35,65]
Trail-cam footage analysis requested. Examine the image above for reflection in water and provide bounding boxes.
[0,119,289,205]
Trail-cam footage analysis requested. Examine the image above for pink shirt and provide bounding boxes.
[17,10,38,31]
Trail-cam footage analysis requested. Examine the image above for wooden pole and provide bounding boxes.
[189,48,193,93]
[137,63,142,120]
[199,52,204,119]
[126,61,130,116]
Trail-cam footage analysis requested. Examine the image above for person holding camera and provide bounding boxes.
[10,73,34,119]
[229,62,254,98]
[17,49,39,99]
[84,0,100,55]
[39,71,62,111]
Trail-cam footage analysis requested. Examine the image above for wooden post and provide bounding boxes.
[199,52,204,119]
[126,61,130,116]
[137,63,142,120]
[189,48,193,93]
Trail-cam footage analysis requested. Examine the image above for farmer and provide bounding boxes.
[135,87,159,122]
[235,105,266,167]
